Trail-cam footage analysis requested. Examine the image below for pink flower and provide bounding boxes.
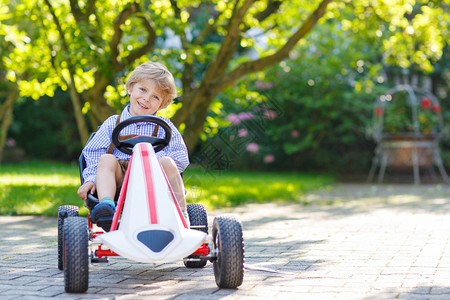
[291,130,300,138]
[246,143,259,153]
[6,138,16,147]
[255,81,274,90]
[264,110,277,119]
[226,112,255,126]
[238,112,254,121]
[264,154,275,163]
[226,113,241,125]
[238,129,248,137]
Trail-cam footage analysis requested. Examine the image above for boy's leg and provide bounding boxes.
[158,157,187,211]
[91,154,124,225]
[96,154,125,201]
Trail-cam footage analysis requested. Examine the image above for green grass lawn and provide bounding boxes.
[0,160,334,216]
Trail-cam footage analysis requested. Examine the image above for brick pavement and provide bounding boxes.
[1,184,450,299]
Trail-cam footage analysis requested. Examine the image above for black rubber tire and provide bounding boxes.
[184,204,208,268]
[58,205,79,270]
[64,217,89,293]
[212,214,244,288]
[187,203,208,233]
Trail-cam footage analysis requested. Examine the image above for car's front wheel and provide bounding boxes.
[63,216,89,293]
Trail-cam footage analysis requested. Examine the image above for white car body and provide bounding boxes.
[93,142,206,263]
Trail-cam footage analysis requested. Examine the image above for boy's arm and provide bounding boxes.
[82,146,104,183]
[81,116,117,183]
[77,181,96,201]
[156,118,189,173]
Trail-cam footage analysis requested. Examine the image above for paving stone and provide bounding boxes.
[2,183,450,298]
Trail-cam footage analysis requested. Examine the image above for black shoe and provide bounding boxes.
[96,217,113,232]
[91,200,115,224]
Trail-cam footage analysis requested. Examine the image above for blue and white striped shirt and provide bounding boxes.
[82,105,189,183]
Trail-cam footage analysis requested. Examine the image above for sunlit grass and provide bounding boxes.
[0,175,79,186]
[0,161,334,216]
[0,160,86,216]
[184,168,334,210]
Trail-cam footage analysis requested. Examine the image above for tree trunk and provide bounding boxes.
[89,95,116,130]
[0,83,19,165]
[67,73,90,144]
[183,98,214,153]
[172,86,216,153]
[84,75,116,130]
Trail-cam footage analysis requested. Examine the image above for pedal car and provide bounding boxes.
[57,115,244,293]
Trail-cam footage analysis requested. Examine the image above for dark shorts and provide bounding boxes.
[118,159,129,174]
[116,159,129,197]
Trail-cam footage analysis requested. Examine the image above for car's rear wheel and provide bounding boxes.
[184,204,208,268]
[187,203,208,233]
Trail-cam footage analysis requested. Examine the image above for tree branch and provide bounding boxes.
[109,2,138,70]
[202,0,255,84]
[43,0,90,142]
[240,0,282,35]
[193,5,223,46]
[68,0,101,46]
[254,0,282,22]
[123,4,156,66]
[169,0,189,49]
[44,0,72,63]
[69,0,83,22]
[86,0,96,21]
[36,13,64,83]
[212,0,333,92]
[168,0,196,94]
[69,0,96,22]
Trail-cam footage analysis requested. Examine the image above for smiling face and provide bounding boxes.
[128,79,165,116]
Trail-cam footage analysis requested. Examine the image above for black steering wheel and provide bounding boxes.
[112,115,172,155]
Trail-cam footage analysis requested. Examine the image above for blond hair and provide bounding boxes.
[125,62,177,109]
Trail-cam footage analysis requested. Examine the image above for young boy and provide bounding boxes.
[77,62,189,225]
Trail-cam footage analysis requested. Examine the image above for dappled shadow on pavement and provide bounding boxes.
[223,184,450,228]
[1,184,450,299]
[0,216,56,259]
[300,183,450,217]
[215,183,450,299]
[365,286,450,299]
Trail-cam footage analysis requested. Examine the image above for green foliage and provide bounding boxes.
[8,90,82,161]
[0,161,334,216]
[336,0,449,73]
[0,0,333,149]
[382,99,414,134]
[201,17,381,173]
[193,0,450,174]
[0,0,326,106]
[1,0,449,172]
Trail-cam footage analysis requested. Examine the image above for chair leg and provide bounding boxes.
[368,155,379,183]
[377,153,388,184]
[433,148,450,184]
[412,148,420,184]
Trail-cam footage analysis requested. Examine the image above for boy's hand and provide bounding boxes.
[77,181,96,200]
